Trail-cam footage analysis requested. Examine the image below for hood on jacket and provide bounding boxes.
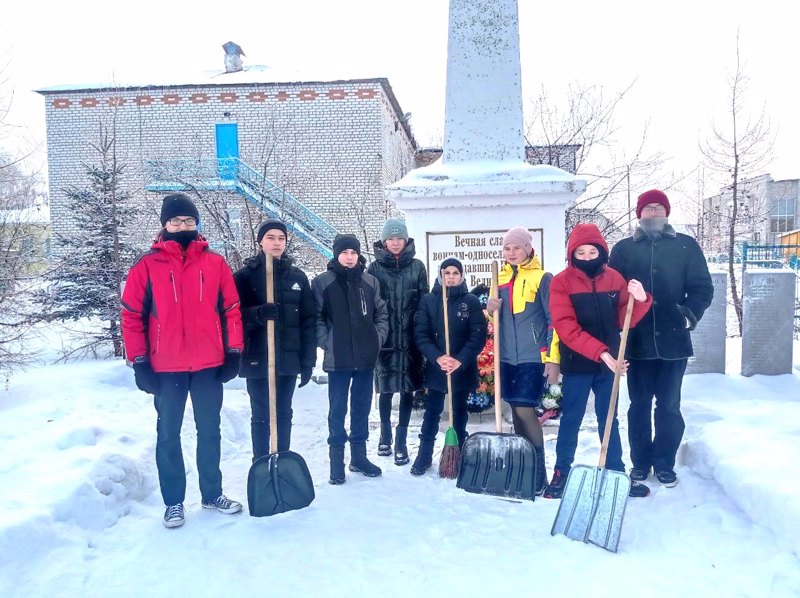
[245,251,292,271]
[152,231,209,257]
[567,224,609,267]
[372,238,417,267]
[431,278,468,297]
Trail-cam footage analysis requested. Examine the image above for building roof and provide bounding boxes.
[34,66,415,145]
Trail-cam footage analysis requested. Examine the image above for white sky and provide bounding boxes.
[2,0,799,202]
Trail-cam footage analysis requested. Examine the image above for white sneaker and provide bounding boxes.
[201,494,242,514]
[163,503,185,528]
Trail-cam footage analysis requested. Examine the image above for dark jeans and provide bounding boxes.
[153,367,223,506]
[419,389,469,446]
[379,392,413,427]
[627,358,688,473]
[327,369,374,447]
[555,371,625,474]
[247,375,297,460]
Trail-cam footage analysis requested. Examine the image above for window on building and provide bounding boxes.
[770,189,796,234]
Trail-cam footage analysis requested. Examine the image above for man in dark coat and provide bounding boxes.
[609,189,714,488]
[410,258,487,476]
[234,219,317,462]
[312,234,389,484]
[367,218,428,465]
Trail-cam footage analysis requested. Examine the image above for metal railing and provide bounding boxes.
[144,158,339,258]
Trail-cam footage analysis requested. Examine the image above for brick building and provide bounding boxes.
[36,67,416,264]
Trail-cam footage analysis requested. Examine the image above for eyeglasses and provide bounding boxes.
[167,217,197,227]
[641,204,667,215]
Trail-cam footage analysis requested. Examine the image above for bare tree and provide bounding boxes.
[0,154,48,375]
[525,82,669,243]
[0,53,50,376]
[700,33,773,334]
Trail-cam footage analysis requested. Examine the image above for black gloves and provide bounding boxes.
[298,367,313,388]
[257,303,280,322]
[133,361,160,395]
[218,352,241,383]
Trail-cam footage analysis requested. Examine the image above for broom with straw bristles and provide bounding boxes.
[438,280,460,479]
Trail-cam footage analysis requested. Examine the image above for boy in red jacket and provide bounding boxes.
[121,193,244,528]
[544,224,652,499]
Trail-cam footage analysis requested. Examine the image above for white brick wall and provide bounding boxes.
[41,78,416,256]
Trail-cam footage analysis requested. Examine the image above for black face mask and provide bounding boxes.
[163,230,198,249]
[573,256,605,278]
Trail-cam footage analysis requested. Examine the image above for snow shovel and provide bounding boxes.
[457,260,537,500]
[247,252,315,517]
[550,294,635,552]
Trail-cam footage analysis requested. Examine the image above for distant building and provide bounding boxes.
[36,67,416,262]
[702,174,799,251]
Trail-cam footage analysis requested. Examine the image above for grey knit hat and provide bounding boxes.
[380,218,409,243]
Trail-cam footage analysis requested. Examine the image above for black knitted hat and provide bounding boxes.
[257,219,288,242]
[160,193,200,226]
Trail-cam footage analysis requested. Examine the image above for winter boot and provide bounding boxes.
[629,481,651,497]
[534,447,548,496]
[655,469,678,488]
[377,421,392,457]
[630,466,650,482]
[410,440,434,476]
[349,443,383,477]
[329,446,346,485]
[543,469,567,499]
[394,426,409,466]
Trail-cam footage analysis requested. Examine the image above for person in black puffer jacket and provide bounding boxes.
[410,258,487,476]
[312,234,389,485]
[234,219,317,463]
[367,218,429,465]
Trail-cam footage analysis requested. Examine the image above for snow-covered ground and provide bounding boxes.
[1,331,799,598]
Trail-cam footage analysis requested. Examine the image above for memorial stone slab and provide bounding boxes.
[686,272,727,374]
[741,270,795,376]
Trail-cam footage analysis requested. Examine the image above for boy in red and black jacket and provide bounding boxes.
[122,193,244,528]
[544,223,652,499]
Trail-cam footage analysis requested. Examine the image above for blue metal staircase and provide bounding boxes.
[144,158,339,258]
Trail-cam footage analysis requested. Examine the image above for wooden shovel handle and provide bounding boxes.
[598,293,635,468]
[266,253,278,454]
[491,261,502,434]
[441,281,454,428]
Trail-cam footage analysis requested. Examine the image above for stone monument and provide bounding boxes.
[741,270,795,376]
[387,0,585,282]
[686,272,727,374]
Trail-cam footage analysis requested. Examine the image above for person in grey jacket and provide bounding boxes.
[609,189,714,488]
[311,234,389,485]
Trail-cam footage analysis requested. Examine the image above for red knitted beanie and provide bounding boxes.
[636,189,671,218]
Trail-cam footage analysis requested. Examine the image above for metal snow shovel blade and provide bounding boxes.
[550,466,630,552]
[551,294,636,552]
[456,261,538,501]
[247,252,315,517]
[457,431,537,500]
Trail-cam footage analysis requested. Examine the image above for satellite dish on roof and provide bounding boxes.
[222,41,246,73]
